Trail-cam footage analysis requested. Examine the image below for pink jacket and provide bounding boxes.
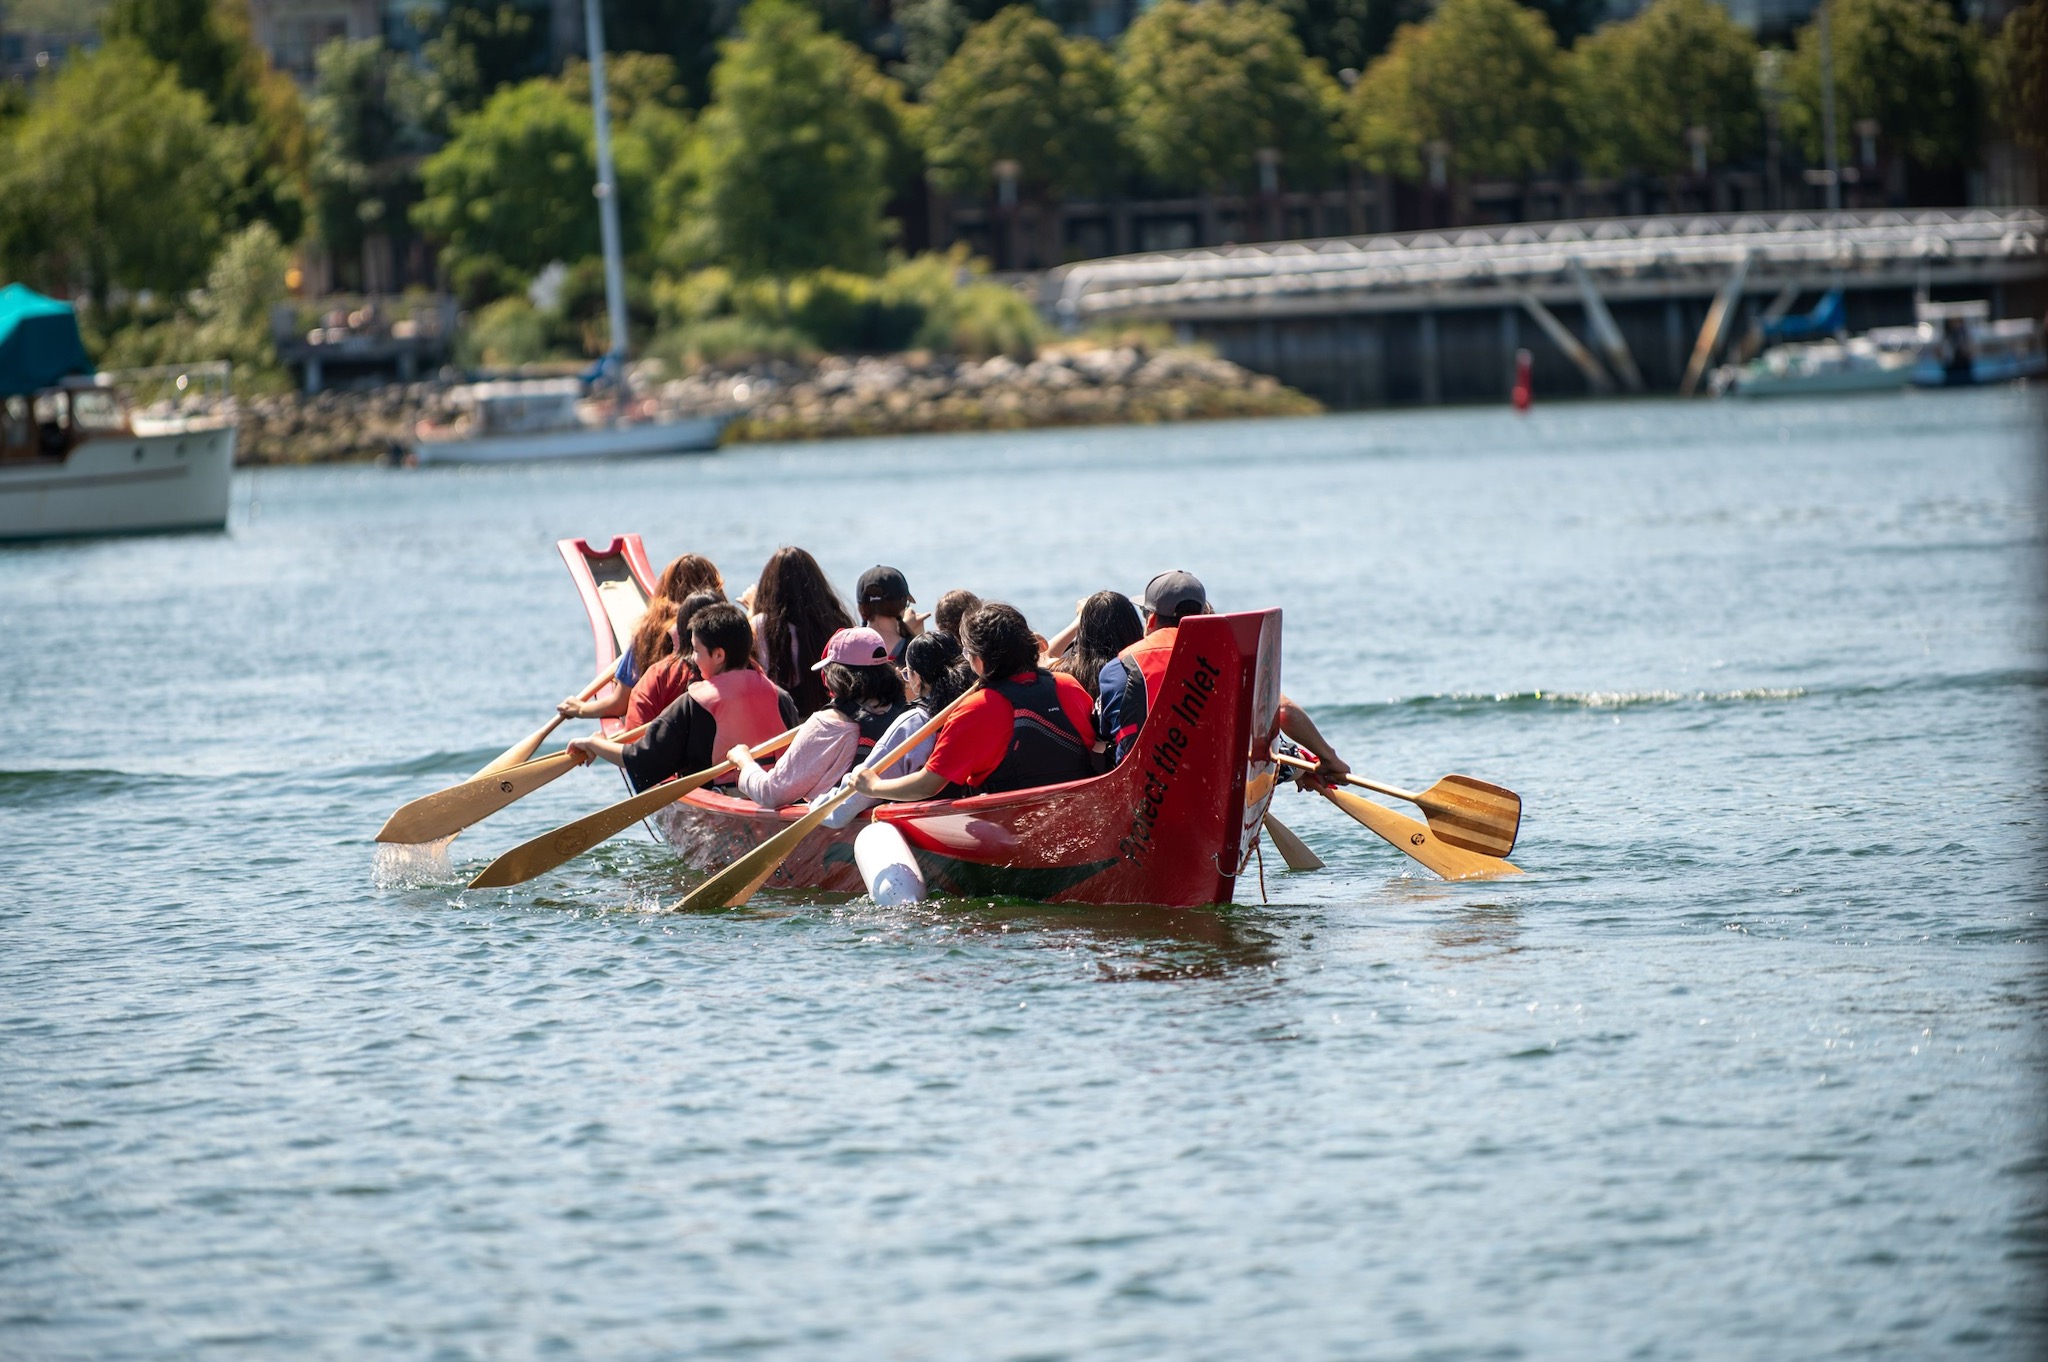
[735,708,858,809]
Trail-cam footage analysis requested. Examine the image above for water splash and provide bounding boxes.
[371,837,460,889]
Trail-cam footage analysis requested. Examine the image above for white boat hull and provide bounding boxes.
[413,414,727,465]
[1729,365,1914,398]
[0,419,234,541]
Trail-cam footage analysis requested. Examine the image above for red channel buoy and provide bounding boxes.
[1511,348,1533,412]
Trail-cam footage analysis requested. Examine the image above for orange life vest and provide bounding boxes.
[688,668,786,755]
[1112,627,1179,750]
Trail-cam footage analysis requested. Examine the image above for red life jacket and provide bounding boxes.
[976,671,1095,795]
[1113,627,1179,750]
[688,669,787,756]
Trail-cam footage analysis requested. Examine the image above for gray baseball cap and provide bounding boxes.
[1141,569,1208,618]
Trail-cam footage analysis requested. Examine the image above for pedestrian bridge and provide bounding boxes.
[1046,208,2046,404]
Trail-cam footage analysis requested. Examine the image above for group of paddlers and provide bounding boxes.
[557,546,1351,816]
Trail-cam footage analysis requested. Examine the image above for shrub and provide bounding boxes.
[457,296,553,367]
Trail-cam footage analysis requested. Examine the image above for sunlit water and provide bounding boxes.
[3,390,2043,1359]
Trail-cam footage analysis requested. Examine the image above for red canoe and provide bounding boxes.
[561,536,1285,907]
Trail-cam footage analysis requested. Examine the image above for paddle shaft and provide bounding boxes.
[1273,751,1417,803]
[471,665,616,780]
[673,689,976,912]
[469,727,800,888]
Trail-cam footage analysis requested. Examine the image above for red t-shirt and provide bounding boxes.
[624,654,696,729]
[925,671,1097,791]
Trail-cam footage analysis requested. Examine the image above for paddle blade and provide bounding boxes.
[673,796,843,912]
[1322,787,1522,881]
[1416,775,1522,857]
[469,770,716,888]
[1262,813,1324,871]
[376,750,578,844]
[468,729,797,888]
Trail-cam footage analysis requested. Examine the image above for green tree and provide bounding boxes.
[307,38,445,284]
[421,0,553,116]
[921,6,1125,200]
[1567,0,1759,176]
[103,0,306,237]
[1276,0,1427,77]
[104,0,260,120]
[1782,0,1978,170]
[665,0,894,276]
[413,76,663,297]
[0,42,242,309]
[597,0,742,107]
[1981,0,2044,154]
[1350,0,1565,180]
[1119,0,1346,193]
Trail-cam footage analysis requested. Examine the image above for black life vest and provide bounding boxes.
[978,671,1095,795]
[854,702,909,761]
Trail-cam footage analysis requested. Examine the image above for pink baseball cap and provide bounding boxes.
[811,626,892,670]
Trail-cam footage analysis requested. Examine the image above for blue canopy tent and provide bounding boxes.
[0,284,94,397]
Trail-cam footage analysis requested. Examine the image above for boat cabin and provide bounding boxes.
[447,378,583,436]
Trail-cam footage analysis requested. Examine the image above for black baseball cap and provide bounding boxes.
[857,565,913,604]
[1142,569,1208,617]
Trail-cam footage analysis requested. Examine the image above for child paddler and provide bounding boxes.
[852,602,1096,804]
[566,604,797,791]
[727,627,909,808]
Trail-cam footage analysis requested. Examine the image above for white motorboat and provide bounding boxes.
[1909,304,2047,387]
[1,285,235,541]
[1715,332,1920,398]
[411,377,727,464]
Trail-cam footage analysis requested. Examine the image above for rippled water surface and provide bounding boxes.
[3,391,2044,1359]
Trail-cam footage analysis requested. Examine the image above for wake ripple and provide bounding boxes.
[1336,668,2043,720]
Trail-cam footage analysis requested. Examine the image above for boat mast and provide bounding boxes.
[583,0,630,374]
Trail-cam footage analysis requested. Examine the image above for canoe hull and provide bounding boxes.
[557,535,1284,907]
[653,611,1285,908]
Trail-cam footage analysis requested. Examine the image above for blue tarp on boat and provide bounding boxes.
[0,284,94,397]
[1760,290,1846,345]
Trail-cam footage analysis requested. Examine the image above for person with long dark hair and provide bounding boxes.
[729,627,907,808]
[750,547,854,716]
[853,601,1096,803]
[1049,590,1144,720]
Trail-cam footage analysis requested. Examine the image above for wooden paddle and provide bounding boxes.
[1318,785,1523,880]
[1262,813,1324,871]
[471,666,616,780]
[673,691,974,913]
[1272,752,1521,857]
[468,727,800,888]
[376,718,654,844]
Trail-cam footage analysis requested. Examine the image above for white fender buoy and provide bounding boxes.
[855,823,927,906]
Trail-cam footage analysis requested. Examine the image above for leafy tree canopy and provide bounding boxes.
[921,6,1125,199]
[412,75,664,298]
[1981,0,2043,153]
[0,41,243,309]
[1782,0,1979,169]
[1119,0,1346,193]
[1567,0,1759,176]
[1275,0,1427,78]
[422,0,553,116]
[1350,0,1565,180]
[104,0,261,121]
[664,0,896,276]
[307,37,446,273]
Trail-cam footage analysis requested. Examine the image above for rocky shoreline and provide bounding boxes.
[231,342,1319,465]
